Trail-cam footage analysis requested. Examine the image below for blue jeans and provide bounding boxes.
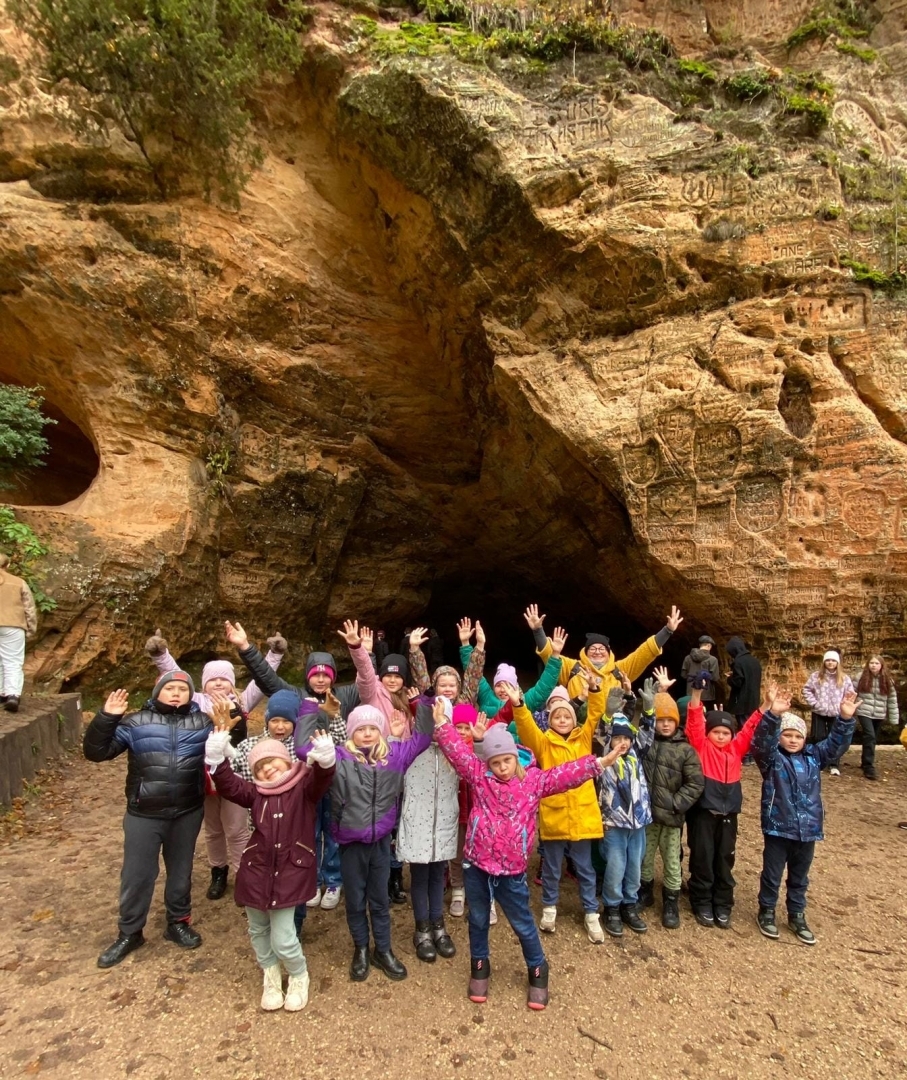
[463,862,545,968]
[541,838,598,913]
[315,793,341,888]
[600,827,646,908]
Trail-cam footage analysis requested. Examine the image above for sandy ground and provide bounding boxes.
[1,733,906,1080]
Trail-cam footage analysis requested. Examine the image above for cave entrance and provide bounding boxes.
[0,380,99,506]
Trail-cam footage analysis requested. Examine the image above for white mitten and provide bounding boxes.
[306,732,336,769]
[205,730,232,767]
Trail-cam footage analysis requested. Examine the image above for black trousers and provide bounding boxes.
[810,712,850,766]
[410,860,447,923]
[339,834,392,951]
[119,807,204,935]
[859,716,882,772]
[758,835,815,913]
[686,806,738,910]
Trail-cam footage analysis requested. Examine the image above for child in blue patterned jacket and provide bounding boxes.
[598,679,656,939]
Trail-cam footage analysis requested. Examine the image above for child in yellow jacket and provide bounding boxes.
[508,674,615,945]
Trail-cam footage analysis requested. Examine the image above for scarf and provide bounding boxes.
[253,760,305,796]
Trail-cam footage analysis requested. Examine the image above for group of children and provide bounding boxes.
[84,604,872,1012]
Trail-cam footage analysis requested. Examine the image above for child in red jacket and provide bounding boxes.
[684,675,761,929]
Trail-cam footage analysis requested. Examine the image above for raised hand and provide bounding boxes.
[457,618,474,645]
[266,633,288,655]
[575,668,591,702]
[307,730,336,769]
[523,604,545,630]
[204,729,232,766]
[617,670,632,694]
[322,688,342,718]
[551,626,568,656]
[144,629,168,658]
[665,605,683,632]
[840,689,862,720]
[406,686,421,702]
[640,678,656,714]
[210,699,237,732]
[760,681,780,715]
[337,619,361,647]
[501,681,522,705]
[598,745,623,769]
[360,626,374,654]
[587,669,603,694]
[605,686,624,719]
[473,712,489,740]
[224,620,249,651]
[409,626,429,649]
[432,698,448,728]
[771,687,793,715]
[475,620,486,649]
[652,665,675,692]
[389,710,408,738]
[104,689,130,716]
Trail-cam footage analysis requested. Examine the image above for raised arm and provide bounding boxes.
[83,690,131,761]
[408,627,431,692]
[435,709,484,786]
[538,754,602,799]
[617,606,682,682]
[684,686,706,751]
[340,621,381,705]
[512,701,546,760]
[815,691,859,768]
[209,758,256,809]
[389,699,434,771]
[460,622,486,704]
[239,633,286,712]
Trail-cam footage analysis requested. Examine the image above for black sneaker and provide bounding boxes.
[757,907,779,939]
[603,907,623,937]
[97,931,145,969]
[693,905,715,927]
[619,903,648,934]
[788,912,816,946]
[164,921,202,949]
[714,907,732,930]
[4,696,20,713]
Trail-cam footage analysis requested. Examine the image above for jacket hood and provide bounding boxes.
[725,636,748,658]
[690,648,713,662]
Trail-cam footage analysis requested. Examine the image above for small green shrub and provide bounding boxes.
[724,69,774,101]
[0,384,55,491]
[781,92,831,132]
[815,202,843,220]
[678,58,718,82]
[840,256,907,292]
[835,40,876,62]
[0,506,57,613]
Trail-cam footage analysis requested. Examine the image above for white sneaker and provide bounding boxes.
[450,888,466,918]
[320,886,341,910]
[829,766,841,776]
[585,912,605,944]
[283,971,310,1011]
[489,900,498,925]
[306,887,322,908]
[540,906,557,933]
[260,965,284,1010]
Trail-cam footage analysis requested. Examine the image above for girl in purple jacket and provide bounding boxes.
[205,711,335,1013]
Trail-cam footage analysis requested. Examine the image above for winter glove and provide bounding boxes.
[205,730,232,767]
[690,672,713,690]
[640,678,656,715]
[306,732,336,769]
[605,686,625,719]
[144,628,168,657]
[266,633,288,655]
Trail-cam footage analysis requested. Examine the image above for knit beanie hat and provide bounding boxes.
[432,665,462,689]
[585,633,611,650]
[346,704,388,740]
[379,654,409,682]
[266,689,300,725]
[248,738,292,775]
[546,686,571,708]
[306,651,337,681]
[780,712,808,738]
[493,663,518,686]
[477,725,518,760]
[152,670,195,699]
[201,660,236,690]
[610,714,635,741]
[452,703,478,727]
[654,693,680,723]
[548,700,577,727]
[823,649,841,664]
[706,710,737,735]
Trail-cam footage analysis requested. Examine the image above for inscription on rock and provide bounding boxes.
[735,476,784,534]
[694,425,741,480]
[622,440,660,486]
[646,481,696,525]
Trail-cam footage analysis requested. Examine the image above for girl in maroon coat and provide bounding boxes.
[205,711,335,1013]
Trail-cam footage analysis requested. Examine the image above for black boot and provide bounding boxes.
[603,906,623,937]
[661,888,680,930]
[388,868,407,905]
[349,944,370,981]
[206,865,228,901]
[637,879,655,909]
[430,918,456,958]
[413,921,437,963]
[372,947,407,980]
[620,903,648,934]
[97,931,145,969]
[4,696,20,713]
[164,920,202,948]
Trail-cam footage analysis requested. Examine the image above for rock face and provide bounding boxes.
[2,3,907,692]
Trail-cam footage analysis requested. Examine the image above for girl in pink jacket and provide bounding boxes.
[434,701,618,1011]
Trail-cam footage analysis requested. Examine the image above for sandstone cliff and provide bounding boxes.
[2,1,907,691]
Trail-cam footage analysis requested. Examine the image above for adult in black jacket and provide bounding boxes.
[83,670,213,969]
[725,636,762,722]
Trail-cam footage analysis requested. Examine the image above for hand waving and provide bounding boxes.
[224,620,249,651]
[550,626,568,656]
[104,689,130,716]
[523,604,545,630]
[457,618,474,646]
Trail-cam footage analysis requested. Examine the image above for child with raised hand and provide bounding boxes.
[598,679,658,938]
[433,698,617,1010]
[638,667,704,929]
[463,618,566,722]
[751,684,859,945]
[527,603,684,699]
[145,625,287,902]
[506,660,608,944]
[324,696,435,983]
[84,672,218,968]
[205,706,335,1011]
[338,619,415,735]
[684,673,762,929]
[409,620,486,705]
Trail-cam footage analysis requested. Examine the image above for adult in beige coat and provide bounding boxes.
[0,553,37,712]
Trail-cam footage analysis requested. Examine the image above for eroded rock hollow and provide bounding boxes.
[3,2,907,691]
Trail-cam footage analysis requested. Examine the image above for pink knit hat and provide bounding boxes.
[546,686,571,707]
[548,699,577,726]
[346,704,388,740]
[202,660,236,689]
[248,738,292,774]
[452,703,478,727]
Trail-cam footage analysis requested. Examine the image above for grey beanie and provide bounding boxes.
[477,725,518,760]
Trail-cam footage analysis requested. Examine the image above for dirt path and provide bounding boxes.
[1,739,905,1080]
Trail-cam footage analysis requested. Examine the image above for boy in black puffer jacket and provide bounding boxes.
[84,671,215,969]
[638,690,704,928]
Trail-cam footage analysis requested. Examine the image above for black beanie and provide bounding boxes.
[380,654,409,682]
[585,633,611,650]
[706,710,737,735]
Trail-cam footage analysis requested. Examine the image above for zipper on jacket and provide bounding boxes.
[431,748,439,862]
